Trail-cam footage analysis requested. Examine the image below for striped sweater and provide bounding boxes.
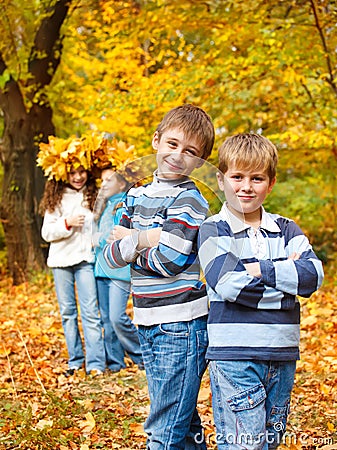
[104,173,209,326]
[198,203,324,361]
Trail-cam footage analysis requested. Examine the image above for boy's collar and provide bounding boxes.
[153,170,190,186]
[219,203,280,233]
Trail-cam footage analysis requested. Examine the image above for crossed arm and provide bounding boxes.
[244,252,301,278]
[110,225,162,250]
[198,220,324,310]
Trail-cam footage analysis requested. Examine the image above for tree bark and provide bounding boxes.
[0,0,71,284]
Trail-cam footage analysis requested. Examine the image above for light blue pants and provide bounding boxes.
[52,262,105,373]
[96,277,142,370]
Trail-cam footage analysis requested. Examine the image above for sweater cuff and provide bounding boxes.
[260,259,276,287]
[65,219,72,231]
[119,231,139,262]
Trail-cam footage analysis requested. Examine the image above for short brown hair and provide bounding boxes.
[218,133,278,180]
[156,104,215,160]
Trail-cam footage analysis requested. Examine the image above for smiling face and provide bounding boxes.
[218,164,276,225]
[153,128,204,180]
[67,166,88,190]
[100,169,126,198]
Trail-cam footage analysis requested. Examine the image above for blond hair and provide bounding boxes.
[218,133,278,180]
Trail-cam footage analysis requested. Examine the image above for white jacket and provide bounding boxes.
[41,187,95,268]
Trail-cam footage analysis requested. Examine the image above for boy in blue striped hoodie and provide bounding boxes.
[104,104,215,449]
[198,133,324,449]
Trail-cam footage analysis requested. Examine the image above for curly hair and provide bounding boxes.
[39,173,98,215]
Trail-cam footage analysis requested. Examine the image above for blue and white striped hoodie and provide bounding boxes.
[198,203,324,361]
[104,173,209,326]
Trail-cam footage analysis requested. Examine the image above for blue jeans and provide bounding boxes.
[138,316,208,450]
[52,263,105,373]
[209,360,296,450]
[96,277,142,370]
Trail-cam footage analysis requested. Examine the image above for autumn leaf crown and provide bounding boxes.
[37,132,141,183]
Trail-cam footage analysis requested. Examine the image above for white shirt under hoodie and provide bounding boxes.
[41,187,95,268]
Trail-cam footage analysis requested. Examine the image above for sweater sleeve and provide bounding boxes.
[198,219,298,310]
[134,189,208,277]
[103,201,133,268]
[41,210,73,242]
[259,220,324,297]
[105,188,208,275]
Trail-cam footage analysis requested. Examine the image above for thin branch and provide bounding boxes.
[2,343,18,399]
[16,328,47,395]
[310,0,337,96]
[301,81,327,127]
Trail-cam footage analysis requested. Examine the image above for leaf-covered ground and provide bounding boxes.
[0,272,336,449]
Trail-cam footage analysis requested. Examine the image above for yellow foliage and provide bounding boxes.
[37,132,142,182]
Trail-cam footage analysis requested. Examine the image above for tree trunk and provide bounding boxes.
[0,0,71,284]
[0,107,54,284]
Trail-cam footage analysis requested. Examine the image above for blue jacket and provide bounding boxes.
[94,192,130,281]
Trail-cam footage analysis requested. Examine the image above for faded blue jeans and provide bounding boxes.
[96,277,143,370]
[138,316,208,450]
[209,360,296,449]
[52,262,105,373]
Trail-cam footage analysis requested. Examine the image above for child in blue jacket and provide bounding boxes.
[93,166,143,372]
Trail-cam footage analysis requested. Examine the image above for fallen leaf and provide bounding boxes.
[78,412,96,434]
[35,419,54,429]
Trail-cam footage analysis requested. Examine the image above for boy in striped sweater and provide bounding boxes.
[104,104,215,449]
[198,133,324,449]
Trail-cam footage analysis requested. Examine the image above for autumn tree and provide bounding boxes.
[1,0,336,283]
[47,0,337,266]
[0,0,72,284]
[49,0,337,265]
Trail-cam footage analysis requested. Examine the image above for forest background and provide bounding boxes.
[0,1,336,449]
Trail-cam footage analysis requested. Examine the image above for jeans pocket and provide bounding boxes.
[159,321,189,336]
[196,329,208,378]
[227,383,267,442]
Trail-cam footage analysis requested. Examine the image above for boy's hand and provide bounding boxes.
[244,253,301,278]
[244,262,261,278]
[288,252,301,260]
[109,225,132,242]
[143,228,162,248]
[110,226,162,249]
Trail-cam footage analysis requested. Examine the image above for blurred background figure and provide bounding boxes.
[93,165,144,372]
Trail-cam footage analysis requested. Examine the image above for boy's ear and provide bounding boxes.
[195,158,205,169]
[268,177,276,193]
[216,171,225,191]
[152,131,159,150]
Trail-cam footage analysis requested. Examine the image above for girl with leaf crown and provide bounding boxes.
[38,133,106,377]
